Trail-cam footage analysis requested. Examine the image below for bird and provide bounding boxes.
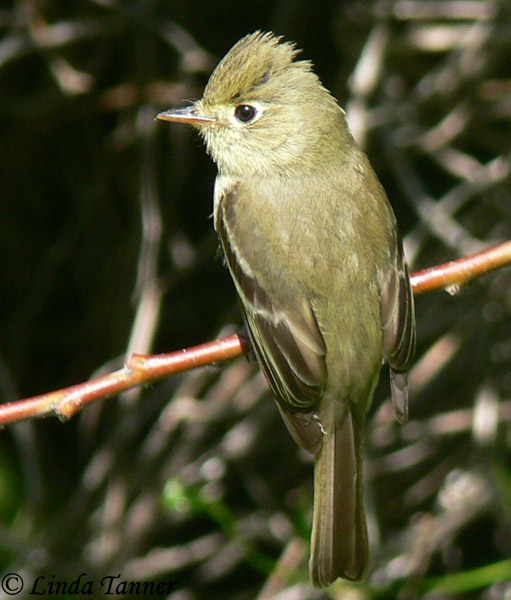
[157,31,415,587]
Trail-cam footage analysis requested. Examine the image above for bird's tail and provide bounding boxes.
[309,406,368,587]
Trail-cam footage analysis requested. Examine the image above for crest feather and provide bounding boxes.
[202,31,311,106]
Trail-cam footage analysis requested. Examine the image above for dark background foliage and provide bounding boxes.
[1,1,511,598]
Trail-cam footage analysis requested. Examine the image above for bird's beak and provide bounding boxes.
[157,106,215,126]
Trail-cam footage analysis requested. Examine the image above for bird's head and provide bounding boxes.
[158,31,348,176]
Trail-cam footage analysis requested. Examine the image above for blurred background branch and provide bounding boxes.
[0,1,510,599]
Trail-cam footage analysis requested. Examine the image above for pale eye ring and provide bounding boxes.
[234,104,257,122]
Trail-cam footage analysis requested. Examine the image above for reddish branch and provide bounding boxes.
[1,240,510,426]
[410,241,511,295]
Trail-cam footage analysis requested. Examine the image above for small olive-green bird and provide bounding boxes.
[158,31,415,587]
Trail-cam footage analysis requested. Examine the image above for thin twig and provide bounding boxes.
[0,241,510,427]
[0,335,249,425]
[410,240,511,294]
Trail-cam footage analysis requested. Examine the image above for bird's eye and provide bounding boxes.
[234,104,257,122]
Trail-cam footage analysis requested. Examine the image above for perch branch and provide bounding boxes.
[410,240,511,294]
[0,240,510,426]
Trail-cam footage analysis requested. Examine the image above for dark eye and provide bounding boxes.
[234,104,256,122]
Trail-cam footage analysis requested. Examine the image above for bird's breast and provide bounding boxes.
[214,172,369,300]
[214,172,385,401]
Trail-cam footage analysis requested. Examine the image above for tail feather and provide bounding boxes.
[309,408,368,587]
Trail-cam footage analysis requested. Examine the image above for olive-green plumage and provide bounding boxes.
[158,31,415,587]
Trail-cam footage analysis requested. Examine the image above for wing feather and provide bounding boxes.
[380,235,416,423]
[216,188,328,452]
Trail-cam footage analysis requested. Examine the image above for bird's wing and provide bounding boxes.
[216,188,327,454]
[379,234,416,423]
